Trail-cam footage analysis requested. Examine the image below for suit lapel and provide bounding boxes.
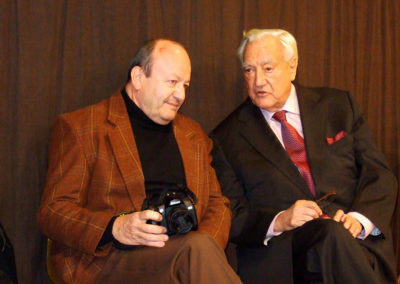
[173,116,200,199]
[107,92,146,211]
[238,99,312,196]
[296,85,327,195]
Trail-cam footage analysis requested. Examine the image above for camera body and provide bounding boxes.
[142,185,198,236]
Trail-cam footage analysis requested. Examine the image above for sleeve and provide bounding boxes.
[37,116,115,256]
[345,92,397,238]
[195,136,232,249]
[210,136,277,245]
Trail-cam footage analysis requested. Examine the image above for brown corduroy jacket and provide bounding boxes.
[37,91,231,283]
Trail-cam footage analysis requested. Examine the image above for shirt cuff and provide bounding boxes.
[347,211,381,239]
[264,211,284,246]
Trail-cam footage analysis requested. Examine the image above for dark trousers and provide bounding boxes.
[96,231,242,284]
[237,218,387,284]
[292,218,379,284]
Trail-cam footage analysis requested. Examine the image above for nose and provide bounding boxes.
[255,68,266,87]
[173,84,186,102]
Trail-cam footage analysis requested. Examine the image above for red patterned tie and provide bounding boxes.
[273,111,316,196]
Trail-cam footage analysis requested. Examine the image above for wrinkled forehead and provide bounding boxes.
[244,35,286,64]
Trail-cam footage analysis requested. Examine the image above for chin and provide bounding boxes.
[252,98,273,110]
[161,113,177,123]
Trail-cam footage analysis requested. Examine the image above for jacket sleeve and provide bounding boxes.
[37,116,114,256]
[195,135,232,249]
[345,92,397,238]
[210,136,275,245]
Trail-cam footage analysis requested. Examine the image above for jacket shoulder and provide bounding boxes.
[211,98,252,137]
[55,96,113,130]
[297,85,351,102]
[174,113,208,139]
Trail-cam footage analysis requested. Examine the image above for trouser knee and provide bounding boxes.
[177,231,220,253]
[293,218,356,257]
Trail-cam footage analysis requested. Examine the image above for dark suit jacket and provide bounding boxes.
[211,85,397,283]
[37,91,231,284]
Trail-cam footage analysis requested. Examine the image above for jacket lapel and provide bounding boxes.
[238,99,312,196]
[172,116,200,199]
[296,85,328,195]
[106,91,146,211]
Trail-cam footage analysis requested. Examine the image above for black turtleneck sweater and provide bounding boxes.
[121,88,185,188]
[98,89,186,248]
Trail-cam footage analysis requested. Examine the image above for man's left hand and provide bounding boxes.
[333,209,362,238]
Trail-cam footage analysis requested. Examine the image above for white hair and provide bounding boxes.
[237,29,298,66]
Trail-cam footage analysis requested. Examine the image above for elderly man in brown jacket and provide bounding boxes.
[38,39,241,284]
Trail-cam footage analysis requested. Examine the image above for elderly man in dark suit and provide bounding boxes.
[211,29,398,283]
[38,39,241,284]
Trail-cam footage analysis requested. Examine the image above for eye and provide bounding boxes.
[167,80,178,87]
[264,66,273,72]
[243,67,254,74]
[184,83,190,89]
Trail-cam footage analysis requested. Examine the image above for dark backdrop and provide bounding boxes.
[1,1,399,283]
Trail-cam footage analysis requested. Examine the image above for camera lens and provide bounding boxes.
[168,208,194,234]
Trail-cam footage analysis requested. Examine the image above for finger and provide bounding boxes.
[353,226,362,238]
[293,201,321,218]
[300,200,323,216]
[342,217,360,238]
[300,207,321,219]
[134,230,169,243]
[139,210,163,222]
[135,237,167,248]
[333,210,344,222]
[140,223,168,234]
[310,202,323,216]
[122,233,168,247]
[121,227,169,245]
[342,216,351,229]
[289,212,316,228]
[350,226,359,238]
[348,222,358,238]
[347,218,362,238]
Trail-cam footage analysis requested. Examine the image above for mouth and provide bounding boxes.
[166,101,181,109]
[255,90,270,97]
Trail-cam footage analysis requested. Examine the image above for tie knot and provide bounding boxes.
[273,111,286,122]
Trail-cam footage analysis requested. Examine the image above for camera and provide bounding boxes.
[142,184,198,236]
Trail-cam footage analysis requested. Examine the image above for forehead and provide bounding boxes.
[151,42,191,78]
[243,35,286,64]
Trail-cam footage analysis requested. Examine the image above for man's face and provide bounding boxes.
[243,35,297,112]
[135,43,191,125]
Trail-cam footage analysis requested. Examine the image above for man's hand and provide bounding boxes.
[333,210,362,238]
[274,200,323,232]
[112,210,169,247]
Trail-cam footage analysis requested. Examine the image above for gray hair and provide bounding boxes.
[237,29,298,66]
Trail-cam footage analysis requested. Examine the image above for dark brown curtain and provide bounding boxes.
[1,1,399,283]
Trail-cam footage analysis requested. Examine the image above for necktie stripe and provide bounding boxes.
[273,111,316,196]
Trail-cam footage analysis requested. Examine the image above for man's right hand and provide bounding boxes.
[112,210,169,247]
[274,200,322,232]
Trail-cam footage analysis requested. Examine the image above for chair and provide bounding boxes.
[0,224,17,283]
[47,239,62,284]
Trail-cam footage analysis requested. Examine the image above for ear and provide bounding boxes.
[289,57,298,81]
[130,66,145,90]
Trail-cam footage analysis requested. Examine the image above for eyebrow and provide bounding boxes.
[168,73,190,85]
[243,59,274,68]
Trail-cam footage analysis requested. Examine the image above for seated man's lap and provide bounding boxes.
[96,232,238,284]
[292,218,379,283]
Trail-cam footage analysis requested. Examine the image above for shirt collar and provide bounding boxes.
[260,84,299,121]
